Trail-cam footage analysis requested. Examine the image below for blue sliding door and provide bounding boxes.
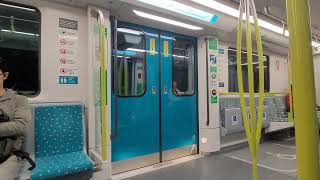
[160,33,198,161]
[112,23,198,174]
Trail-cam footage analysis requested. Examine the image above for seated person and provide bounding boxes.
[0,58,32,180]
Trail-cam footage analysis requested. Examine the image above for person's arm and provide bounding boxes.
[0,96,30,137]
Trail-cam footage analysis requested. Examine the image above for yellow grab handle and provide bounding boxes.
[236,0,265,179]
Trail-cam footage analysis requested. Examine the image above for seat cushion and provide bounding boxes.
[31,151,93,180]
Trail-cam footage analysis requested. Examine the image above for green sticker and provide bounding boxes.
[209,38,217,50]
[211,96,218,104]
[210,66,217,73]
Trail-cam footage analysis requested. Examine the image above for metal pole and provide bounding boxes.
[287,0,320,179]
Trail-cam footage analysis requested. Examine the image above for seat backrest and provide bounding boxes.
[265,97,278,121]
[34,103,85,158]
[219,97,239,127]
[273,96,288,120]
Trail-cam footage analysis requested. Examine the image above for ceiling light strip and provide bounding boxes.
[133,10,203,30]
[137,0,218,24]
[0,3,36,12]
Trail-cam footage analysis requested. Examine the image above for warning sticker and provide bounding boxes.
[59,66,79,76]
[59,57,77,65]
[150,38,156,55]
[164,40,169,57]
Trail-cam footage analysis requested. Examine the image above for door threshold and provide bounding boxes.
[112,154,202,180]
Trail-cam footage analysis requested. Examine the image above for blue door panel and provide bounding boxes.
[160,34,198,152]
[112,32,160,162]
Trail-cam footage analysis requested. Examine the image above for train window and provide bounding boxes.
[115,28,146,96]
[172,38,195,96]
[0,2,40,96]
[228,48,270,93]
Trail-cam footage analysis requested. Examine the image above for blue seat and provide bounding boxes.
[31,104,93,180]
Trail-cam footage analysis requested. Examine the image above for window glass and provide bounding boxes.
[115,28,146,96]
[0,2,40,96]
[172,38,195,96]
[228,48,270,93]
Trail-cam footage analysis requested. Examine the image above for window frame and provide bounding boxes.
[171,37,196,97]
[114,27,147,98]
[227,47,270,93]
[0,1,41,97]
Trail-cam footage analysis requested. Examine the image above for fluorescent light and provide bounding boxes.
[191,0,239,18]
[257,19,283,34]
[192,0,289,35]
[127,48,160,54]
[117,28,143,35]
[137,0,218,24]
[241,62,259,65]
[192,0,320,48]
[1,29,39,36]
[133,10,203,30]
[172,55,189,58]
[115,55,131,59]
[0,3,36,11]
[127,48,146,52]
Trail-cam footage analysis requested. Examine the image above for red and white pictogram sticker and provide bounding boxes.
[60,39,67,45]
[60,58,66,64]
[60,68,67,74]
[60,48,66,55]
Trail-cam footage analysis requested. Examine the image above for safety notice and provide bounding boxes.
[58,18,79,84]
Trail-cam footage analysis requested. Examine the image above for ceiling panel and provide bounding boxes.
[230,0,320,35]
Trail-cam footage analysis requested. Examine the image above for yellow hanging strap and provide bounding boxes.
[236,0,264,179]
[97,10,108,161]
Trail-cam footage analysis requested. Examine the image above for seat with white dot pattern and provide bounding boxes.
[31,104,93,180]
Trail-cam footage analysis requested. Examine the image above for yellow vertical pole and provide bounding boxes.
[99,25,107,161]
[96,10,107,161]
[287,0,320,179]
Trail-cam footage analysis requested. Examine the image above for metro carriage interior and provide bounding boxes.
[0,0,319,180]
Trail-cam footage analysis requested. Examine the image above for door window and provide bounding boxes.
[172,38,195,96]
[115,28,146,96]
